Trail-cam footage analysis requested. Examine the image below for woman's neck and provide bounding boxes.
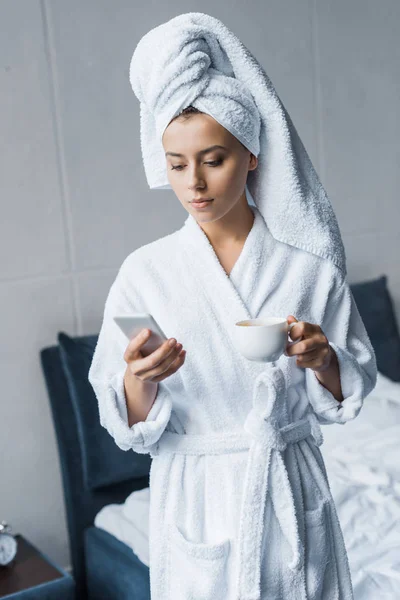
[198,194,255,250]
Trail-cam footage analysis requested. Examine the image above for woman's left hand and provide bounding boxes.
[284,315,334,373]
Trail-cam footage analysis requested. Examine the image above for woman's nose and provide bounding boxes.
[187,167,206,189]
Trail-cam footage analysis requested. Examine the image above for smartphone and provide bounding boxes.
[113,313,168,357]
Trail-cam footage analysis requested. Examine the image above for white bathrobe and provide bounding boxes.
[88,204,377,600]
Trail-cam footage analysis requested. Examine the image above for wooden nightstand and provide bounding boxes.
[0,534,75,599]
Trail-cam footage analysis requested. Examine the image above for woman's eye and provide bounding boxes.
[170,160,223,171]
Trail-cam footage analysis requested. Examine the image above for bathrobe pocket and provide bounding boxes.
[166,522,231,598]
[304,500,331,600]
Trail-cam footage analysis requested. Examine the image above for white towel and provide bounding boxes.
[129,12,347,277]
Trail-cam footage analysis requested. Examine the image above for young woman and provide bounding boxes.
[88,13,377,600]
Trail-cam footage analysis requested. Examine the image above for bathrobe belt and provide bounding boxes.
[150,409,323,600]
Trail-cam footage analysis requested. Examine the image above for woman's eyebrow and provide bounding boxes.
[165,145,228,157]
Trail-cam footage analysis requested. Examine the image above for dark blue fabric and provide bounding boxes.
[40,344,150,599]
[350,275,400,382]
[57,331,152,491]
[84,527,150,600]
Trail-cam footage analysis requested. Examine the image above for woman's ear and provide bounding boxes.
[248,153,258,171]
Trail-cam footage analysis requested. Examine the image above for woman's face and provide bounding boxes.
[162,113,258,223]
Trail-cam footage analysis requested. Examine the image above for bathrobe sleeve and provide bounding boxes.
[305,267,378,425]
[88,256,173,453]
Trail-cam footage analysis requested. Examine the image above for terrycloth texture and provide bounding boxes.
[95,371,400,600]
[129,12,347,277]
[88,276,173,455]
[88,205,377,599]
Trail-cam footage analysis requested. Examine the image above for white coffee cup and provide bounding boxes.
[232,317,302,363]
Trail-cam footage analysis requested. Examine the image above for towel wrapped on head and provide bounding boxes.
[129,12,347,279]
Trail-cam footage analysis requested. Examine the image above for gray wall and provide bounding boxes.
[1,0,399,571]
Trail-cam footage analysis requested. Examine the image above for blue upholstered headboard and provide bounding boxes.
[40,344,150,600]
[39,273,400,599]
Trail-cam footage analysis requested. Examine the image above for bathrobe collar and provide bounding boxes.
[178,204,286,386]
[180,204,274,323]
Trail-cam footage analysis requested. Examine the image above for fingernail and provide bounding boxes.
[169,339,176,346]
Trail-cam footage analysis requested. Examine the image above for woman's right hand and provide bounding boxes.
[123,329,186,384]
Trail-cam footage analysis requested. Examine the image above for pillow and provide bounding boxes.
[58,332,151,491]
[350,275,400,382]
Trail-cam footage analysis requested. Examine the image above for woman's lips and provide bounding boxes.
[191,199,214,209]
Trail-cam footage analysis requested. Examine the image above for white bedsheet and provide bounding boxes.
[95,485,150,566]
[94,371,400,598]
